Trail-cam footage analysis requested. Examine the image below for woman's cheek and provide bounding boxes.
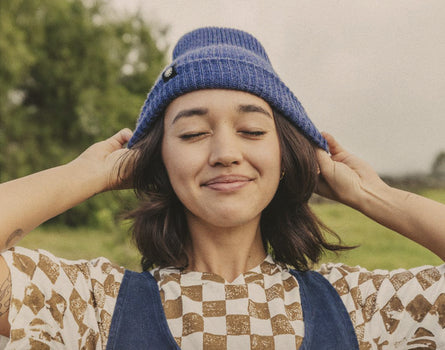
[166,148,204,189]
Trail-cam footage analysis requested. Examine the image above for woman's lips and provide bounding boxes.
[202,175,252,192]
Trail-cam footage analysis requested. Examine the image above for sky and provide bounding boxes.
[111,0,445,176]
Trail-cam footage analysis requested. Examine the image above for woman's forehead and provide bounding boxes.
[164,89,273,122]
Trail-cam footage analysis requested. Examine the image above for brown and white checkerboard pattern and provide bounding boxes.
[319,263,445,349]
[3,247,445,349]
[152,256,304,349]
[2,247,124,350]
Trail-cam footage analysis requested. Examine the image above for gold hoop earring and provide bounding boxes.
[280,170,285,180]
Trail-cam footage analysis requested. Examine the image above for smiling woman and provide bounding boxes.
[164,91,280,234]
[0,27,445,350]
[127,89,348,275]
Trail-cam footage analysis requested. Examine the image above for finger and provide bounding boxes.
[113,128,133,145]
[321,132,348,157]
[108,129,133,149]
[316,147,333,175]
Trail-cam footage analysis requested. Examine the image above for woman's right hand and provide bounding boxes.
[70,128,136,192]
[0,129,136,250]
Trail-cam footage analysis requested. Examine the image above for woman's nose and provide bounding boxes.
[208,132,243,167]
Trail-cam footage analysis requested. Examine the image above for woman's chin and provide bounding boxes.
[186,208,261,229]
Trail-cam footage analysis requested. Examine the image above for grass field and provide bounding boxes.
[314,188,445,271]
[18,188,445,272]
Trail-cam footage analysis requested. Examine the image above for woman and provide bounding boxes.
[0,27,444,349]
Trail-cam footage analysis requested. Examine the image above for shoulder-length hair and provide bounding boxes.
[125,110,351,271]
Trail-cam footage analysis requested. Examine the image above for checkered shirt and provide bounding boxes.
[151,256,304,349]
[2,247,445,349]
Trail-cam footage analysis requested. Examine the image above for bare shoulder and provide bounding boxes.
[0,256,10,337]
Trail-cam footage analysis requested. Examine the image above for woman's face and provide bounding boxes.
[162,89,281,228]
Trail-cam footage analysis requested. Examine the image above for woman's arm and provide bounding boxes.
[0,129,134,336]
[316,132,445,261]
[0,128,134,251]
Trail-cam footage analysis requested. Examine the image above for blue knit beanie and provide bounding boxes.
[128,27,328,151]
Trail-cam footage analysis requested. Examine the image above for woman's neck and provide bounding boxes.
[185,213,266,283]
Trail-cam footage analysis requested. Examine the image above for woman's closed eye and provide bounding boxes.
[179,131,266,140]
[240,130,267,137]
[179,132,209,140]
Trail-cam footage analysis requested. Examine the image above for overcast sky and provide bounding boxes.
[112,0,445,175]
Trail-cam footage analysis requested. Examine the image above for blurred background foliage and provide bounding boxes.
[0,0,167,228]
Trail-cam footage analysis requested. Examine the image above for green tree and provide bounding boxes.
[0,0,167,227]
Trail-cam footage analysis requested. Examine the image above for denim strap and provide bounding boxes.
[106,270,180,349]
[289,269,359,349]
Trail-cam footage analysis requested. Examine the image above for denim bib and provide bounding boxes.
[106,269,358,349]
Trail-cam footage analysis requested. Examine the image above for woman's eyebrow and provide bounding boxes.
[171,108,209,124]
[238,104,272,118]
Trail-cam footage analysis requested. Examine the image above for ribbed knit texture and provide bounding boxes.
[128,27,328,151]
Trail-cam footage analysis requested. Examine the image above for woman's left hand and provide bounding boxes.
[316,132,445,261]
[315,132,388,211]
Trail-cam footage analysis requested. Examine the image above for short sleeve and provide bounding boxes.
[1,247,125,350]
[319,263,445,349]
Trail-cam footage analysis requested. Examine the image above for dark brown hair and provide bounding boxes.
[126,111,352,271]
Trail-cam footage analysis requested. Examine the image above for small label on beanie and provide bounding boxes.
[162,65,177,82]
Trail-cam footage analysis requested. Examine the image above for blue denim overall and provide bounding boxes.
[106,269,358,349]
